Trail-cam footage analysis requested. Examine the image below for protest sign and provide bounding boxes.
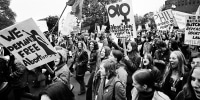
[106,0,137,38]
[172,10,192,29]
[0,18,59,70]
[154,9,177,30]
[185,15,200,46]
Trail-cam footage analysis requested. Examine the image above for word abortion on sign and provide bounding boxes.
[0,18,58,70]
[154,9,177,30]
[106,0,137,38]
[185,15,200,46]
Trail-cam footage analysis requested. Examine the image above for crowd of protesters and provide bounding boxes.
[0,28,200,100]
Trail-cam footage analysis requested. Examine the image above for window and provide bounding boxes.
[182,0,185,6]
[193,0,196,4]
[178,0,181,6]
[189,0,192,4]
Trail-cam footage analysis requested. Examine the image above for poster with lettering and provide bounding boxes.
[0,18,59,70]
[106,0,137,38]
[185,15,200,46]
[154,9,177,30]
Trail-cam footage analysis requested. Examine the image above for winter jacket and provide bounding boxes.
[73,50,88,76]
[53,64,71,88]
[40,81,74,100]
[97,77,126,100]
[9,61,28,89]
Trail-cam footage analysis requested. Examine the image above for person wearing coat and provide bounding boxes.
[131,69,170,100]
[175,66,200,100]
[72,41,88,95]
[97,59,126,100]
[161,50,189,100]
[39,81,75,100]
[52,47,71,88]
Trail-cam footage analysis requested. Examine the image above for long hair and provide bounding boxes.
[182,66,200,99]
[141,53,153,69]
[103,59,117,79]
[162,50,187,83]
[88,40,99,51]
[128,41,140,61]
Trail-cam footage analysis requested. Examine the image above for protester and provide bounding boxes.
[175,66,200,100]
[126,41,141,68]
[88,40,99,73]
[161,50,189,100]
[154,40,170,65]
[124,40,141,100]
[142,35,153,55]
[131,69,170,100]
[154,40,170,75]
[168,39,180,52]
[52,47,71,88]
[189,52,200,69]
[0,57,12,100]
[141,53,162,86]
[109,50,128,86]
[96,59,126,100]
[7,55,37,100]
[72,41,88,95]
[39,81,75,100]
[86,40,99,100]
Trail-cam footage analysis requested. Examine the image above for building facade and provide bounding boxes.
[165,0,200,14]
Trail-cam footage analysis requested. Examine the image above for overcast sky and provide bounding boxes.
[10,0,166,22]
[10,0,166,31]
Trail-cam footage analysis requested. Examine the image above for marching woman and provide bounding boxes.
[161,50,190,100]
[88,40,99,73]
[175,66,200,100]
[140,53,162,86]
[131,69,170,100]
[52,46,71,88]
[96,59,126,100]
[86,46,111,100]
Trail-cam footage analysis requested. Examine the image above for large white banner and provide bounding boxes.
[185,15,200,46]
[154,9,177,30]
[0,18,59,70]
[106,0,137,38]
[172,11,192,29]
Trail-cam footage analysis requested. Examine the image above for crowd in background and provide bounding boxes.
[0,28,200,100]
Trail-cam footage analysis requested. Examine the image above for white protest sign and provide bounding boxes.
[185,15,200,46]
[106,0,137,38]
[0,18,59,70]
[154,9,177,30]
[172,10,192,29]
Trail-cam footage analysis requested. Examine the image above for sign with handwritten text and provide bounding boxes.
[0,18,59,70]
[154,9,177,30]
[185,15,200,46]
[106,0,137,38]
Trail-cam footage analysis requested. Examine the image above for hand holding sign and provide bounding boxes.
[0,18,58,70]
